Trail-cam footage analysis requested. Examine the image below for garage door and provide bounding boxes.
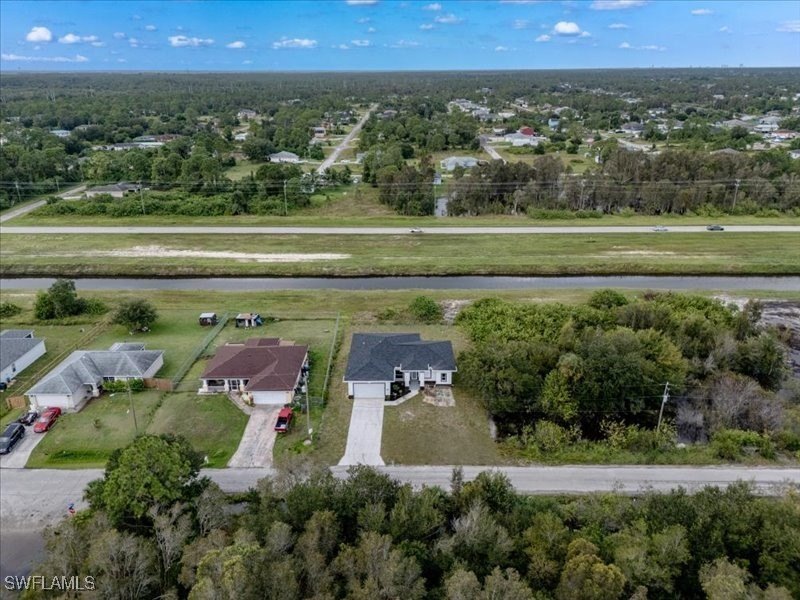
[353,383,385,399]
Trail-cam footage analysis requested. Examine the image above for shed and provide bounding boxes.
[199,312,218,326]
[235,313,263,328]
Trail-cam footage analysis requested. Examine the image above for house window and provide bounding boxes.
[440,373,447,383]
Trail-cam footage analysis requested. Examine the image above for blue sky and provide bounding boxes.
[1,0,798,71]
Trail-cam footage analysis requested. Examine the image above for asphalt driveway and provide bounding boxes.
[227,407,281,468]
[339,397,385,466]
[0,426,47,469]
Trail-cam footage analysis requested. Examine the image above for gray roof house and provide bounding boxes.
[344,333,456,399]
[269,151,300,164]
[85,182,145,199]
[1,330,46,384]
[26,344,164,412]
[440,156,479,172]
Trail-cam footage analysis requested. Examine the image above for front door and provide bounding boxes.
[410,372,419,382]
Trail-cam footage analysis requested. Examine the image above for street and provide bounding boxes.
[0,185,86,224]
[316,104,377,174]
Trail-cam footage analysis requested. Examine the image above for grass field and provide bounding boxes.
[2,231,798,277]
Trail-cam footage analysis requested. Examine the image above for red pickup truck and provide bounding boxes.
[274,407,293,433]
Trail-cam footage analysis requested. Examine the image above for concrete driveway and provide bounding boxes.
[0,426,47,469]
[339,397,385,466]
[227,407,281,468]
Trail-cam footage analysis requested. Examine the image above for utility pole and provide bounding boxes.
[283,179,288,216]
[14,181,21,204]
[657,382,670,432]
[127,379,139,434]
[732,179,740,211]
[139,181,145,215]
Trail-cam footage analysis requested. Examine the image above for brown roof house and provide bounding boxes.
[199,338,308,405]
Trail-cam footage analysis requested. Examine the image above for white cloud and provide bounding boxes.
[691,8,713,15]
[390,39,419,48]
[117,58,126,63]
[553,21,582,36]
[367,27,377,33]
[434,13,463,24]
[777,20,800,33]
[128,37,140,47]
[495,45,509,51]
[2,52,87,62]
[619,41,665,50]
[580,31,591,37]
[91,41,106,47]
[132,14,142,20]
[168,35,214,47]
[420,24,434,30]
[345,0,378,4]
[243,59,253,64]
[226,40,246,49]
[145,24,157,31]
[591,0,646,10]
[535,34,551,42]
[500,0,542,3]
[351,39,371,46]
[25,26,53,43]
[719,25,731,33]
[608,23,629,29]
[58,33,100,44]
[357,17,371,23]
[513,19,530,29]
[272,37,318,49]
[113,32,127,39]
[336,44,350,50]
[423,2,441,9]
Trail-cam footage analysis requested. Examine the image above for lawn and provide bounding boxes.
[27,390,165,468]
[225,160,260,181]
[382,386,504,465]
[146,392,248,468]
[2,231,798,277]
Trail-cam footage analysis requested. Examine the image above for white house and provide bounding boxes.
[0,330,46,384]
[199,338,308,405]
[344,333,457,400]
[790,149,800,160]
[26,344,164,412]
[237,109,257,120]
[269,151,300,164]
[440,156,478,171]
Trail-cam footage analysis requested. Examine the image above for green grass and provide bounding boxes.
[146,392,248,468]
[2,231,798,277]
[382,387,504,465]
[224,160,260,181]
[27,390,165,468]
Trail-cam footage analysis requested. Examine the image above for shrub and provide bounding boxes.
[524,420,578,453]
[81,297,108,315]
[408,296,442,323]
[113,299,158,332]
[0,302,22,318]
[103,379,145,393]
[588,289,629,310]
[710,429,775,460]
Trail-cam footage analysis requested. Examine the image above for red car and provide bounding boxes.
[274,407,293,433]
[33,407,61,433]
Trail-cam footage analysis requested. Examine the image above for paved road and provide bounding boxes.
[227,407,281,468]
[316,104,376,174]
[479,136,506,162]
[0,185,85,224]
[339,397,385,466]
[3,464,797,530]
[3,225,799,235]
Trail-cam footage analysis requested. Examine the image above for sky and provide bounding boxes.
[0,0,798,71]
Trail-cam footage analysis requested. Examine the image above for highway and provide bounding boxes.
[0,185,85,224]
[2,225,799,235]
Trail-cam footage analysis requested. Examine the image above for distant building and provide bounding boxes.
[85,182,145,199]
[50,129,70,138]
[440,156,478,171]
[621,122,645,137]
[312,126,327,138]
[435,197,449,217]
[234,132,249,141]
[237,109,257,120]
[548,118,560,130]
[269,151,300,164]
[789,149,800,160]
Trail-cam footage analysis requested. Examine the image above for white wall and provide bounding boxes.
[0,340,46,383]
[251,390,293,405]
[28,389,91,413]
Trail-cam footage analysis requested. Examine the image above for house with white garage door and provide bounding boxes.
[1,330,47,384]
[344,333,457,400]
[26,343,164,412]
[199,338,308,405]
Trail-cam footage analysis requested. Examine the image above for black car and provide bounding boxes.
[0,423,25,455]
[17,411,40,426]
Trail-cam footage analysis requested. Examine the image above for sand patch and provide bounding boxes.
[53,245,350,263]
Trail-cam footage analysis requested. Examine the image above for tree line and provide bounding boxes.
[32,434,800,599]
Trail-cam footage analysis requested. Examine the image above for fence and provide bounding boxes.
[171,312,231,388]
[4,395,26,411]
[143,378,174,392]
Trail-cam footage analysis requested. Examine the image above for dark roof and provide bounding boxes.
[344,333,457,382]
[201,338,308,392]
